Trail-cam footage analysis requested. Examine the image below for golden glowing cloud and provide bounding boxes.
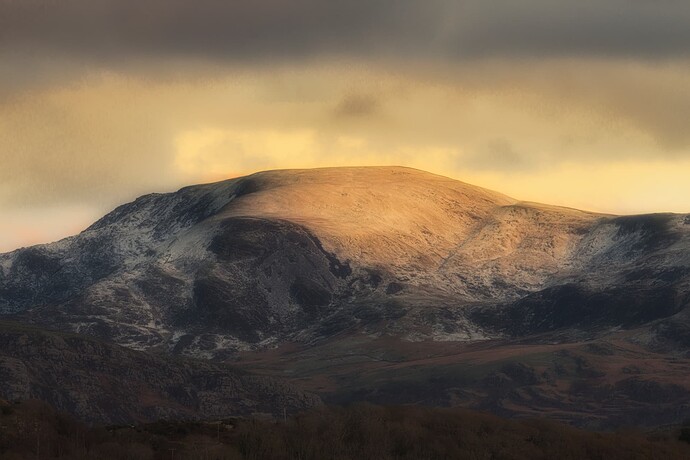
[1,59,689,251]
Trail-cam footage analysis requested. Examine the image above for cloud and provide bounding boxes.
[437,0,690,60]
[2,0,689,150]
[1,67,690,252]
[1,0,690,66]
[455,158,690,215]
[173,128,320,180]
[2,0,690,249]
[464,139,536,172]
[0,205,101,252]
[0,74,182,208]
[333,93,380,119]
[0,0,401,61]
[1,61,688,211]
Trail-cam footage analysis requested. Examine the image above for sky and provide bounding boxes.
[1,0,690,252]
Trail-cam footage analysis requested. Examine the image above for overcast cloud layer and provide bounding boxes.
[3,0,690,61]
[1,1,690,251]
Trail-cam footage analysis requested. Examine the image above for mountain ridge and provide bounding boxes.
[1,166,688,354]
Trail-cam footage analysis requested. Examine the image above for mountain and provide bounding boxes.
[1,166,689,426]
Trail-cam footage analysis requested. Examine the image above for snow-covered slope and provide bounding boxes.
[1,166,689,358]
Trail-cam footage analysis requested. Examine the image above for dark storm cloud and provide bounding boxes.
[1,0,690,62]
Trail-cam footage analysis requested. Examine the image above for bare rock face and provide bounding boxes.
[1,166,690,426]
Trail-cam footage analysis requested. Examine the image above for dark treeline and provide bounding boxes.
[1,400,689,459]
